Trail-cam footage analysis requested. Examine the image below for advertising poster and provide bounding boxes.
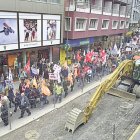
[43,15,61,45]
[0,12,18,51]
[19,13,41,49]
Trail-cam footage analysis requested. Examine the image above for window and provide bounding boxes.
[125,21,129,28]
[112,21,118,29]
[120,21,125,29]
[51,0,60,3]
[89,19,98,30]
[102,20,109,29]
[22,0,60,4]
[65,17,71,31]
[75,18,87,31]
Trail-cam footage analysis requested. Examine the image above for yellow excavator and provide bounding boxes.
[65,58,140,133]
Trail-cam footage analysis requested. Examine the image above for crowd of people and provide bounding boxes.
[0,37,139,126]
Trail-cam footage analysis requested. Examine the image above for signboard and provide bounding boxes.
[64,37,94,47]
[19,13,41,49]
[43,14,61,45]
[0,12,18,51]
[31,67,39,75]
[80,40,89,45]
[53,64,61,72]
[49,73,58,80]
[126,47,132,52]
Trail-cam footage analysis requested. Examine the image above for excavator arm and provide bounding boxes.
[65,60,134,133]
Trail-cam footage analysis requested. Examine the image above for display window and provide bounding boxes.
[19,13,41,49]
[0,12,18,51]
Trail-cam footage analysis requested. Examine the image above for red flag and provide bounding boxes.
[85,52,92,63]
[100,50,106,64]
[76,52,81,62]
[24,58,30,74]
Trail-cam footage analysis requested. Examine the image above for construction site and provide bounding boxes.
[1,59,140,140]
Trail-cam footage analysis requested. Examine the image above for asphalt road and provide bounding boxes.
[1,86,140,140]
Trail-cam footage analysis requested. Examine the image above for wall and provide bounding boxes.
[64,11,128,39]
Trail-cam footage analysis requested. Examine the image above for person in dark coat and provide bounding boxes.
[61,67,68,79]
[48,80,54,95]
[14,90,21,112]
[7,87,15,108]
[29,89,36,108]
[32,85,40,98]
[63,78,68,97]
[24,86,31,99]
[44,68,49,80]
[1,100,9,126]
[19,80,24,93]
[38,60,43,76]
[19,93,31,118]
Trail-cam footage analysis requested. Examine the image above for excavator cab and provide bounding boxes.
[133,58,140,83]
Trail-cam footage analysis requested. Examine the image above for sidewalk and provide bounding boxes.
[0,75,109,137]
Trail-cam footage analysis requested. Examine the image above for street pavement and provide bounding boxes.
[0,74,108,137]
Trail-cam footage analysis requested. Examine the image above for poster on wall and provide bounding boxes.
[19,13,41,49]
[43,15,61,46]
[0,12,18,51]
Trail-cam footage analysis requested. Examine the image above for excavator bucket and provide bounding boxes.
[65,108,84,134]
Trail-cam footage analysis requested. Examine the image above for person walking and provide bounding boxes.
[63,78,68,97]
[14,90,21,112]
[19,93,31,119]
[54,83,63,103]
[7,86,15,108]
[1,99,9,126]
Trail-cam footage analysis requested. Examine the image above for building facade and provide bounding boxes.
[0,0,64,76]
[63,0,130,63]
[129,0,140,30]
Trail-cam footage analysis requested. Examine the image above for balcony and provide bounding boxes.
[91,5,102,14]
[120,6,126,17]
[103,7,112,15]
[112,9,119,16]
[76,2,90,13]
[103,1,112,15]
[65,1,90,13]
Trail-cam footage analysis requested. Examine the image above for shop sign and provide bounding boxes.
[64,37,94,47]
[80,40,90,45]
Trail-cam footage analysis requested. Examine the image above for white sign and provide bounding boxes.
[49,73,57,80]
[19,13,41,49]
[31,67,39,75]
[53,64,61,72]
[126,47,132,52]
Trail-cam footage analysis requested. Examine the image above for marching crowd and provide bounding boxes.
[0,43,137,126]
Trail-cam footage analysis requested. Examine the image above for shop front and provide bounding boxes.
[62,37,94,64]
[0,51,23,78]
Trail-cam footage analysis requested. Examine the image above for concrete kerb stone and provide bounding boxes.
[0,75,109,137]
